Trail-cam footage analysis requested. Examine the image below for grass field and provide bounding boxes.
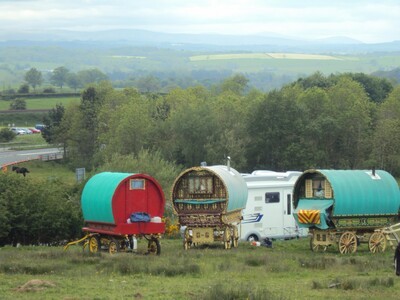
[190,53,345,61]
[0,238,398,299]
[0,96,80,111]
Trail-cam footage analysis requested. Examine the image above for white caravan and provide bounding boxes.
[240,170,308,241]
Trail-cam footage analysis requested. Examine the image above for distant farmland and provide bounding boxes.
[190,52,348,61]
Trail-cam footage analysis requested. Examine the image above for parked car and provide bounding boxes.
[35,124,46,130]
[11,127,26,135]
[20,128,33,134]
[29,128,41,134]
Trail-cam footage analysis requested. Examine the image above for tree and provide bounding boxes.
[66,73,81,91]
[77,68,108,86]
[136,75,161,93]
[0,128,16,142]
[372,86,400,175]
[218,74,249,95]
[325,77,374,168]
[246,87,307,171]
[9,98,26,110]
[24,67,43,90]
[50,66,69,89]
[42,103,66,144]
[17,83,29,94]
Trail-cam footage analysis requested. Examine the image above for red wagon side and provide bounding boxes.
[67,172,166,255]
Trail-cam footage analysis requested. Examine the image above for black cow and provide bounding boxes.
[12,166,30,177]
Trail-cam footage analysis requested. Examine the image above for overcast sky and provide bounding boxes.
[0,0,399,43]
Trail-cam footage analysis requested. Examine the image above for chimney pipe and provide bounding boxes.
[227,156,231,171]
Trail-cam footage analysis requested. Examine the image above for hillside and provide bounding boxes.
[0,30,399,92]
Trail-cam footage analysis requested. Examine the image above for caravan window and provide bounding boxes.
[265,192,280,203]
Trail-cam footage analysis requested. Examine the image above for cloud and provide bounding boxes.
[0,0,398,43]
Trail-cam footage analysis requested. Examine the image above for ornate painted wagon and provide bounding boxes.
[292,169,400,254]
[64,172,165,255]
[172,164,248,249]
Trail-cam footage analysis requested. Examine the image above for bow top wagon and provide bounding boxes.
[292,169,400,254]
[65,172,166,255]
[172,164,248,249]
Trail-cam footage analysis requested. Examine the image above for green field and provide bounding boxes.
[0,238,398,299]
[0,96,80,111]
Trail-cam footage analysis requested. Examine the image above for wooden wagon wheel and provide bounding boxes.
[338,231,357,254]
[89,235,101,253]
[309,236,327,252]
[232,225,239,248]
[147,237,161,255]
[183,228,191,250]
[223,227,232,249]
[108,238,120,255]
[368,232,387,253]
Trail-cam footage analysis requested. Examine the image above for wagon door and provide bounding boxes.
[125,178,148,217]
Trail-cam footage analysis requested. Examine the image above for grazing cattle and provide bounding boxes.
[12,166,30,177]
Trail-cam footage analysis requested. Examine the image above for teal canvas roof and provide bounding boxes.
[306,169,400,216]
[293,199,334,229]
[81,172,134,223]
[206,165,248,211]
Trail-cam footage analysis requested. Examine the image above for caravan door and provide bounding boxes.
[282,191,295,238]
[263,190,284,238]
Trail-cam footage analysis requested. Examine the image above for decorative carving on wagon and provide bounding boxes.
[292,169,400,254]
[172,161,248,250]
[64,172,166,255]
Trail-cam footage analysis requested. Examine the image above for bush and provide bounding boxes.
[9,98,26,110]
[0,128,16,142]
[18,84,30,94]
[43,87,56,93]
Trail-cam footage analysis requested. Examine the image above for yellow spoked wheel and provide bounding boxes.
[223,228,232,250]
[108,239,120,255]
[183,228,191,250]
[338,232,357,254]
[147,238,161,255]
[232,226,239,248]
[89,235,101,254]
[368,232,387,253]
[310,237,327,252]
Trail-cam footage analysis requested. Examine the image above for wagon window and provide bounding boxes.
[265,192,280,203]
[130,179,145,190]
[188,176,213,194]
[313,179,325,198]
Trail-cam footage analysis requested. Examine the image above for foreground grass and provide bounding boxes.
[0,239,398,299]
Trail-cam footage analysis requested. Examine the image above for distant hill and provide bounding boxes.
[0,28,399,54]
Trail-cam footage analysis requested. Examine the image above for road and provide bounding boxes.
[0,148,63,166]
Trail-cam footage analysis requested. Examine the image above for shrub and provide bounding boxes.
[43,87,56,93]
[0,128,16,142]
[18,84,30,94]
[9,98,26,110]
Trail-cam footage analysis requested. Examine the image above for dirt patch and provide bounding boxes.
[14,279,56,292]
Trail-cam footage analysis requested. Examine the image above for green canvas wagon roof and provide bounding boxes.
[205,165,248,211]
[81,172,134,223]
[295,169,400,216]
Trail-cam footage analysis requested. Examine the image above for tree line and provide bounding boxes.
[42,71,399,175]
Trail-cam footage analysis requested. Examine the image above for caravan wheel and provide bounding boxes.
[247,234,259,242]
